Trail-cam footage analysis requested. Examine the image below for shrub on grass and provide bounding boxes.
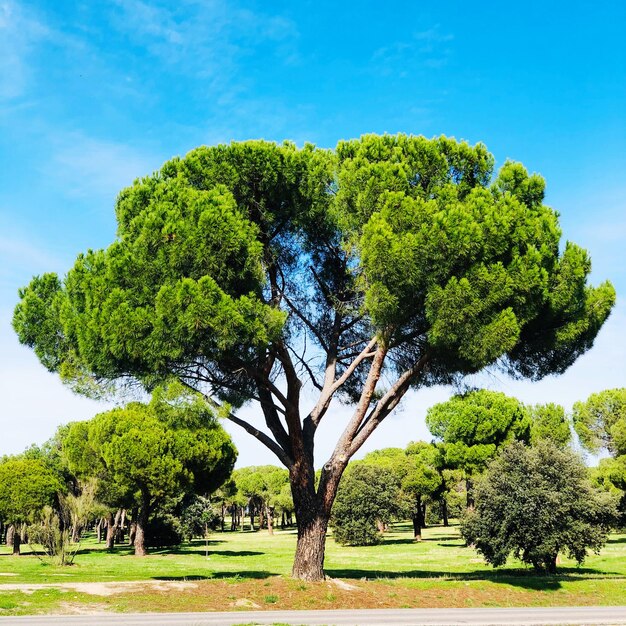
[461,441,617,573]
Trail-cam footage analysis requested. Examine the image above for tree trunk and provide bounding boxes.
[12,527,21,556]
[291,468,332,582]
[105,513,116,550]
[441,497,449,527]
[291,505,329,581]
[466,477,475,509]
[413,494,423,541]
[134,502,149,557]
[6,525,14,548]
[266,504,274,535]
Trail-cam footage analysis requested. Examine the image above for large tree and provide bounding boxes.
[13,135,614,580]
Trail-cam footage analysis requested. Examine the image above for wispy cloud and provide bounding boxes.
[371,26,454,77]
[45,132,160,199]
[108,0,300,83]
[0,1,50,100]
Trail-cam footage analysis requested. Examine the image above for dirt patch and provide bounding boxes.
[0,580,199,597]
[57,602,112,615]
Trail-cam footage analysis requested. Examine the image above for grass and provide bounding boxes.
[0,523,625,615]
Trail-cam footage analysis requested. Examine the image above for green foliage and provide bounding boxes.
[331,462,404,545]
[592,456,626,527]
[13,136,613,406]
[0,458,64,526]
[145,514,183,549]
[180,495,218,540]
[461,441,617,572]
[527,403,571,448]
[573,388,626,456]
[61,386,236,526]
[426,390,531,475]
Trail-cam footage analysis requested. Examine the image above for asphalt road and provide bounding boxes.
[2,607,626,625]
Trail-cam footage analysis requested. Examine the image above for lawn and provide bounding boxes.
[0,523,625,616]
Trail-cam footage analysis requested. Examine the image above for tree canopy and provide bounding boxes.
[573,388,626,457]
[62,386,236,555]
[13,135,614,580]
[461,441,617,573]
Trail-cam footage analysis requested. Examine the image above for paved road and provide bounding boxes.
[2,607,626,625]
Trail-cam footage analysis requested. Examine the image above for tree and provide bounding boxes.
[573,389,626,457]
[426,390,532,506]
[461,441,616,573]
[0,458,64,555]
[62,387,236,555]
[527,402,571,448]
[592,456,626,527]
[13,135,614,580]
[331,462,405,546]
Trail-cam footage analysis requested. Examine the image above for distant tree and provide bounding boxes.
[527,403,571,448]
[461,441,617,573]
[62,386,236,555]
[573,389,626,457]
[331,461,405,546]
[591,456,626,528]
[233,465,289,534]
[14,137,615,580]
[0,458,64,555]
[426,390,531,506]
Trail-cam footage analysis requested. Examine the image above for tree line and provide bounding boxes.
[1,386,624,574]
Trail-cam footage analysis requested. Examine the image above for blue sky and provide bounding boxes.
[1,0,625,464]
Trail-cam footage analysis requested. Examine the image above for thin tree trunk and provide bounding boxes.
[266,504,274,535]
[12,527,21,556]
[466,477,475,509]
[249,503,255,531]
[441,497,449,527]
[413,494,423,541]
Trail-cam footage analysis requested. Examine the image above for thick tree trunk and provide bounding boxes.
[105,512,116,550]
[413,494,423,541]
[6,525,14,548]
[291,506,329,581]
[290,465,335,581]
[134,502,149,557]
[96,519,103,542]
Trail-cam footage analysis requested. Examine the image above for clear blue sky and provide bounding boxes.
[1,0,625,463]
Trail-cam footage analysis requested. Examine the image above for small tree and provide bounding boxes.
[527,403,571,448]
[573,388,626,457]
[592,456,626,528]
[461,441,616,573]
[62,387,236,555]
[426,390,531,506]
[331,462,406,546]
[0,458,63,555]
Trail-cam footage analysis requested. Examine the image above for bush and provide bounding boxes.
[145,515,182,549]
[331,463,402,546]
[461,441,617,573]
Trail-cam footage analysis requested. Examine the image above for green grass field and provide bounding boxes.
[1,523,625,615]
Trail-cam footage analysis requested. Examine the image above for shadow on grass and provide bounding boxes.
[607,536,626,544]
[149,548,264,557]
[324,566,626,591]
[153,571,274,581]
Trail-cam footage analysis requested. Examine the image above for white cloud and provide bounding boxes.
[371,26,454,77]
[0,1,50,100]
[46,132,160,200]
